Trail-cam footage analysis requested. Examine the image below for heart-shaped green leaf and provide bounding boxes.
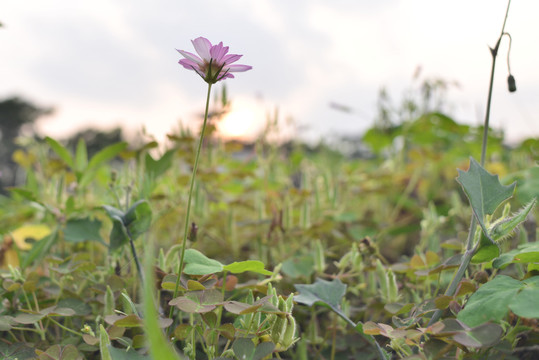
[456,158,516,245]
[509,276,539,319]
[123,200,152,240]
[183,249,223,275]
[223,260,272,275]
[232,338,275,360]
[458,275,522,327]
[294,278,346,312]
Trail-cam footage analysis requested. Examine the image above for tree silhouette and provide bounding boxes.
[0,96,53,189]
[66,127,124,158]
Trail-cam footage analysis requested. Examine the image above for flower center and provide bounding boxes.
[203,59,228,83]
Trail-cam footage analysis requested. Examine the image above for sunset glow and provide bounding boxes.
[217,103,261,139]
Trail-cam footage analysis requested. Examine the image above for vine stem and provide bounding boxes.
[428,0,512,327]
[127,228,144,284]
[481,0,511,166]
[169,82,213,320]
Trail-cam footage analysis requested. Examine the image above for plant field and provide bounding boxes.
[1,99,538,359]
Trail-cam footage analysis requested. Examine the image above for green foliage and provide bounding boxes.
[1,104,537,359]
[45,136,127,188]
[183,248,272,276]
[230,338,275,360]
[143,245,184,360]
[0,343,35,360]
[295,278,389,358]
[294,278,346,311]
[36,345,82,360]
[493,242,539,270]
[437,319,504,349]
[457,157,516,245]
[145,149,175,180]
[458,275,539,327]
[63,217,104,244]
[103,200,152,251]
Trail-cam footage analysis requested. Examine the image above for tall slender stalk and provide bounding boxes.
[428,0,512,326]
[169,83,213,319]
[480,0,512,167]
[123,192,144,284]
[127,228,144,283]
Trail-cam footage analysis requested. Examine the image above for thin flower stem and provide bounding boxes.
[169,83,213,320]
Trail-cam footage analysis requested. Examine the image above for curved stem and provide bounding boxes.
[429,0,512,327]
[428,240,479,326]
[481,0,511,166]
[480,51,497,166]
[169,83,213,319]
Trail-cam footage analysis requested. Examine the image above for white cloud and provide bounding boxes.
[1,0,537,143]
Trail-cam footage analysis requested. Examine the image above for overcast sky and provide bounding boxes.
[1,0,538,144]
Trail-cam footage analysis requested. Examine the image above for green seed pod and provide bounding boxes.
[99,324,112,360]
[280,315,299,350]
[387,269,399,303]
[336,251,352,270]
[285,295,294,313]
[368,271,377,296]
[239,290,256,329]
[501,202,511,219]
[104,285,115,316]
[375,259,389,301]
[245,290,255,304]
[313,239,326,274]
[158,248,166,270]
[120,290,137,315]
[278,296,287,312]
[350,246,362,271]
[164,244,183,271]
[270,315,287,345]
[489,199,536,243]
[268,283,278,307]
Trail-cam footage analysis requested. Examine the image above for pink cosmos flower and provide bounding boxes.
[177,37,252,84]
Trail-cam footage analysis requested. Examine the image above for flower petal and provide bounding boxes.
[179,59,199,69]
[192,37,212,61]
[222,54,242,64]
[210,42,229,63]
[217,72,235,81]
[177,49,203,66]
[226,64,253,73]
[177,37,250,83]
